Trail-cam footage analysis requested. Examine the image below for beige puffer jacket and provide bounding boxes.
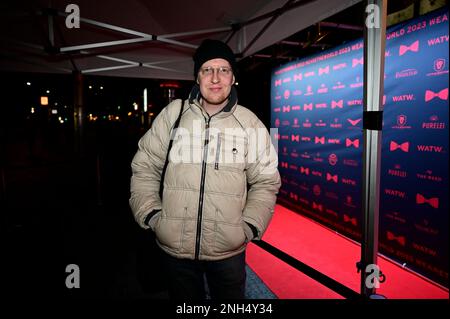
[130,86,281,260]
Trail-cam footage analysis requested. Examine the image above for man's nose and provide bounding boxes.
[211,70,220,83]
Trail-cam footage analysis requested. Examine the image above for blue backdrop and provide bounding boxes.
[271,8,448,287]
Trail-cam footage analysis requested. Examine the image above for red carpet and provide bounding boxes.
[246,204,449,299]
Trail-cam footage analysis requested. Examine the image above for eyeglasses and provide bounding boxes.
[199,66,232,77]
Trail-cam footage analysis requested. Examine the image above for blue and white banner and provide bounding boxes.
[271,8,448,286]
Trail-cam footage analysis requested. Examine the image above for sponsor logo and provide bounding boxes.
[386,231,406,246]
[427,58,448,76]
[425,88,448,102]
[422,115,446,129]
[399,40,419,56]
[395,68,418,78]
[389,141,409,152]
[392,114,412,129]
[416,193,439,208]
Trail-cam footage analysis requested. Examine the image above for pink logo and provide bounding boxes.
[331,100,343,109]
[399,40,419,56]
[289,192,298,201]
[293,73,302,81]
[313,185,321,196]
[284,90,290,99]
[280,162,288,168]
[304,103,313,111]
[326,173,338,183]
[346,195,353,205]
[300,166,310,175]
[387,231,406,246]
[328,153,338,166]
[343,214,357,226]
[291,134,300,142]
[347,118,362,126]
[346,138,360,148]
[274,118,280,127]
[315,136,325,144]
[390,141,409,152]
[318,66,330,75]
[274,79,282,86]
[425,88,448,101]
[352,57,363,67]
[397,114,407,126]
[434,58,446,71]
[282,105,290,112]
[416,193,439,208]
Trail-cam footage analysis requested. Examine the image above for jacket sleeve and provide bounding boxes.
[129,100,181,229]
[242,119,281,240]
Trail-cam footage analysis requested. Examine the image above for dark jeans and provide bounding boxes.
[161,250,246,300]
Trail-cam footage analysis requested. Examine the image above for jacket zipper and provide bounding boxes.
[195,116,211,259]
[214,133,222,170]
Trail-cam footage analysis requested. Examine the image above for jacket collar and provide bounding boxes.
[188,84,238,117]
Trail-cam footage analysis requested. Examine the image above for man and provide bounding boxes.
[129,39,281,299]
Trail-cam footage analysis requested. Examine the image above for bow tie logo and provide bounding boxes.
[352,57,363,67]
[283,105,290,112]
[331,100,343,109]
[290,192,298,201]
[347,118,362,126]
[291,135,300,142]
[416,193,439,208]
[390,141,409,152]
[319,66,329,75]
[304,103,313,111]
[315,136,325,144]
[386,231,406,246]
[300,166,310,175]
[326,173,338,183]
[312,202,323,212]
[346,138,360,148]
[280,162,288,168]
[399,40,419,56]
[343,214,357,226]
[425,88,448,102]
[294,73,302,81]
[274,79,282,86]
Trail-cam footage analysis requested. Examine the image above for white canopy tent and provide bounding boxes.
[1,0,361,80]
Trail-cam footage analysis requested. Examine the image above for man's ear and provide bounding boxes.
[232,75,235,85]
[196,76,200,84]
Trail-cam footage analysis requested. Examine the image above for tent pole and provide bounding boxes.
[360,0,387,298]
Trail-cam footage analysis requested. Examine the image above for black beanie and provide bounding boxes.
[193,39,237,78]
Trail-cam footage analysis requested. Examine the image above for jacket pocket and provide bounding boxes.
[213,221,246,254]
[148,210,162,231]
[154,209,185,252]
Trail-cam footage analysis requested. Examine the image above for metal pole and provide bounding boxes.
[73,71,84,155]
[360,0,387,298]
